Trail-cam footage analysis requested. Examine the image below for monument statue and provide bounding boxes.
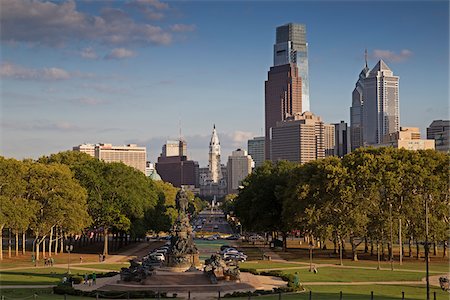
[175,189,189,215]
[167,188,199,269]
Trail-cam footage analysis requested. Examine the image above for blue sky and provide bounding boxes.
[1,0,448,166]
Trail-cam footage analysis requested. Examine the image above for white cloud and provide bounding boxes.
[105,48,136,60]
[170,24,196,32]
[0,62,71,80]
[372,49,413,63]
[0,0,174,47]
[80,47,98,59]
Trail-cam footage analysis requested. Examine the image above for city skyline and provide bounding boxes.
[1,0,448,166]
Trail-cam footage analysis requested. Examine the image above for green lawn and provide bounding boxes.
[230,284,447,300]
[240,261,305,270]
[282,267,426,283]
[289,257,449,273]
[0,267,97,285]
[80,263,129,271]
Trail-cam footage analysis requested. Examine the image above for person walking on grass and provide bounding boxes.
[92,272,97,285]
[84,273,88,285]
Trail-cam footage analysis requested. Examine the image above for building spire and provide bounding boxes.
[364,48,368,68]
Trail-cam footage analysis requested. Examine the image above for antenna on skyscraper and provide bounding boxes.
[178,119,183,141]
[365,48,368,68]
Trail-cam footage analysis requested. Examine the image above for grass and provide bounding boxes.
[230,284,448,299]
[282,267,426,282]
[80,263,129,271]
[0,267,98,285]
[287,257,449,273]
[240,261,304,270]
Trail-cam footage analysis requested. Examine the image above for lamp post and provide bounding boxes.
[309,240,314,272]
[390,203,394,271]
[425,195,430,300]
[66,244,73,274]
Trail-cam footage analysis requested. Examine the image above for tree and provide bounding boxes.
[235,160,296,250]
[25,161,90,260]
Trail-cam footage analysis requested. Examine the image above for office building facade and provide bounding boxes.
[324,124,336,157]
[364,60,400,145]
[155,140,199,188]
[350,52,370,150]
[334,121,351,157]
[73,143,146,173]
[227,149,253,194]
[271,111,325,164]
[377,127,435,150]
[427,120,449,152]
[247,136,265,168]
[274,23,310,113]
[265,63,302,160]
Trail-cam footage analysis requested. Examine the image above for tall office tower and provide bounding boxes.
[247,137,265,168]
[271,111,325,164]
[350,51,370,150]
[364,60,399,145]
[274,23,310,113]
[427,120,450,152]
[265,63,302,160]
[227,149,253,194]
[208,125,222,183]
[74,143,147,173]
[334,121,351,157]
[162,140,186,157]
[324,124,336,157]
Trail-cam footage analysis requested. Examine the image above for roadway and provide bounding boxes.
[193,208,234,235]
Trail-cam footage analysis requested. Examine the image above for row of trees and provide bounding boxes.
[233,148,449,263]
[0,151,207,260]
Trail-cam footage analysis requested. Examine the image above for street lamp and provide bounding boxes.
[390,203,394,271]
[425,195,430,300]
[309,240,314,272]
[66,244,73,274]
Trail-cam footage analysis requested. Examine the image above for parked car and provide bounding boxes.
[149,252,165,261]
[220,245,233,251]
[223,252,247,262]
[213,225,219,230]
[226,234,241,240]
[248,235,265,242]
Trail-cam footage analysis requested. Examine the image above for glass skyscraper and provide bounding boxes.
[273,23,310,113]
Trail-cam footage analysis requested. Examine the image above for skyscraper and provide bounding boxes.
[208,125,222,183]
[364,60,400,145]
[350,51,369,150]
[265,63,302,160]
[274,23,310,113]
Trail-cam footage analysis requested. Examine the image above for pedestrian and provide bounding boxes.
[50,257,54,267]
[98,253,102,262]
[44,257,48,266]
[80,256,83,264]
[88,274,92,286]
[92,272,96,285]
[294,272,300,289]
[313,265,318,274]
[84,273,89,285]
